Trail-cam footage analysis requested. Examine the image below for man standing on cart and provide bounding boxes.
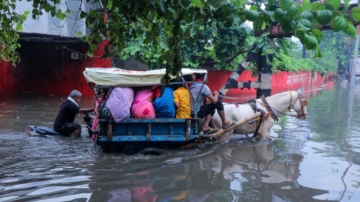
[190,73,234,134]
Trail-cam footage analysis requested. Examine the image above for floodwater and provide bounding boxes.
[0,81,360,202]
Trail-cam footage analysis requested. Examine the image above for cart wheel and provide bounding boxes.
[138,148,162,155]
[100,145,111,152]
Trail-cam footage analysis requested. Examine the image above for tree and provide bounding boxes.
[319,30,355,73]
[118,20,251,71]
[2,0,360,78]
[320,30,353,57]
[0,0,29,66]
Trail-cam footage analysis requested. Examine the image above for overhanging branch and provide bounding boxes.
[200,46,254,66]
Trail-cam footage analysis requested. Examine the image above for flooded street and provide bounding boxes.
[1,81,360,202]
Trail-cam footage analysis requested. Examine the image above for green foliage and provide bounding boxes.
[273,54,328,75]
[81,0,359,77]
[179,21,250,70]
[248,34,299,73]
[271,40,339,76]
[1,0,359,78]
[246,34,338,76]
[319,30,355,67]
[117,20,250,71]
[0,0,29,65]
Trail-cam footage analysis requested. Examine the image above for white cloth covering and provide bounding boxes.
[83,68,207,86]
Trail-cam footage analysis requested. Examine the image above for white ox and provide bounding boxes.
[211,88,308,139]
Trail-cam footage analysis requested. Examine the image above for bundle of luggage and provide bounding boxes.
[97,85,189,123]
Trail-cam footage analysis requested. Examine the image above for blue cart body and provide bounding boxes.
[95,118,201,150]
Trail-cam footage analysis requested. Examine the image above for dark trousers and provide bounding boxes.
[54,122,81,134]
[197,100,224,119]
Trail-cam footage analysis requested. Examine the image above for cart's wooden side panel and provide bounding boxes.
[96,118,201,145]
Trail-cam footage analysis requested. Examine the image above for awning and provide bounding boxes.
[83,68,207,86]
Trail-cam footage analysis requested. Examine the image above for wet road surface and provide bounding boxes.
[1,81,360,202]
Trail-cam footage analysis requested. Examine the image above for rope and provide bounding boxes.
[261,96,278,122]
[252,108,265,139]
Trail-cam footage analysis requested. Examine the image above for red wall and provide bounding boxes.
[0,60,16,92]
[1,51,333,97]
[207,70,332,100]
[0,41,111,96]
[272,71,326,93]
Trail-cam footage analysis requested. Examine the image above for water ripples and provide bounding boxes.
[1,86,360,201]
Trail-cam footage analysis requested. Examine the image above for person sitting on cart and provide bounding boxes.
[153,85,176,118]
[53,90,94,137]
[173,75,192,118]
[131,88,156,119]
[91,88,109,141]
[190,73,235,134]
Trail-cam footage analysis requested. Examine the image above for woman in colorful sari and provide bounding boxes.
[91,88,107,141]
[131,88,156,119]
[153,86,176,118]
[92,87,134,140]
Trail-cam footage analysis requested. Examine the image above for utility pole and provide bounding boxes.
[302,45,306,58]
[345,37,350,75]
[350,26,359,88]
[350,0,360,88]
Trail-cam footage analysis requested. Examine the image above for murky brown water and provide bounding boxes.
[1,81,360,202]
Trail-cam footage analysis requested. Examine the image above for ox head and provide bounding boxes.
[290,87,308,119]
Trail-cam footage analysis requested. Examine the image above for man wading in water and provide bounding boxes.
[53,90,94,137]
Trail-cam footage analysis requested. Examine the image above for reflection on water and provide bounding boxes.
[1,83,360,201]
